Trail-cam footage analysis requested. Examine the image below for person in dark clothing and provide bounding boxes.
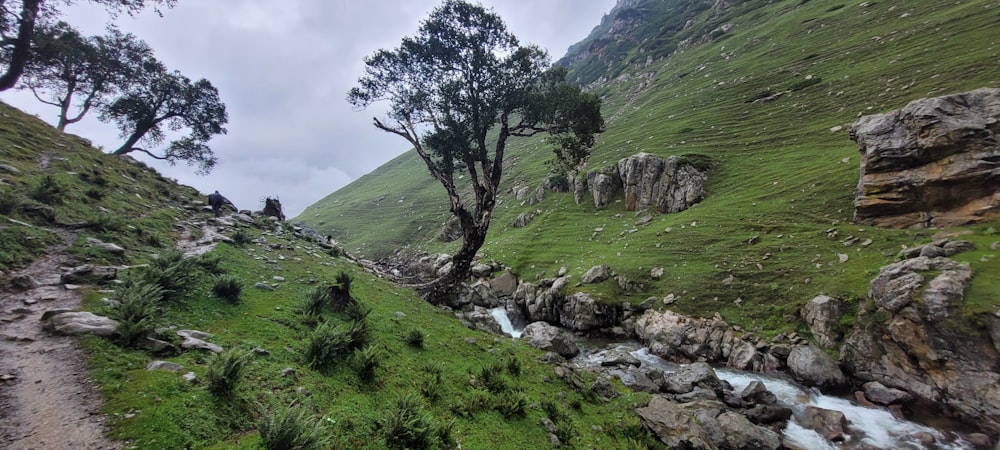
[207,190,232,217]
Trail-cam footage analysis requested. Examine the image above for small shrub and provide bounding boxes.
[86,212,125,233]
[382,393,436,450]
[494,391,528,418]
[205,349,250,398]
[504,356,522,377]
[304,322,352,372]
[137,249,199,302]
[330,271,354,310]
[479,362,508,393]
[404,328,425,349]
[30,175,65,205]
[296,286,329,318]
[258,403,329,450]
[353,345,383,383]
[347,318,370,350]
[84,187,105,202]
[452,389,491,418]
[231,228,253,246]
[554,418,576,447]
[344,300,371,322]
[107,280,164,346]
[211,274,243,304]
[196,253,225,274]
[0,188,23,215]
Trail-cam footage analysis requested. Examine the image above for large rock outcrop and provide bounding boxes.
[577,153,709,212]
[840,255,1000,435]
[632,309,777,372]
[850,87,1000,228]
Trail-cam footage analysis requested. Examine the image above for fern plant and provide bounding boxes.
[258,403,329,450]
[205,349,250,398]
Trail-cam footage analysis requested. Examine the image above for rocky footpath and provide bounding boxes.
[851,87,1000,228]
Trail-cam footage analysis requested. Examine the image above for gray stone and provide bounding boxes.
[650,267,664,279]
[254,282,274,291]
[0,163,20,174]
[580,265,611,284]
[146,360,184,372]
[801,406,849,441]
[862,381,913,405]
[60,264,117,284]
[177,329,222,353]
[743,404,792,425]
[488,270,518,298]
[182,372,198,383]
[801,295,843,348]
[716,411,781,450]
[636,396,716,449]
[521,321,579,358]
[786,345,847,389]
[740,380,776,405]
[10,275,40,291]
[281,367,296,377]
[42,311,118,336]
[510,212,535,228]
[663,362,722,395]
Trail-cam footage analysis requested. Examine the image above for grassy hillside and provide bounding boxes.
[296,0,1000,334]
[0,101,655,448]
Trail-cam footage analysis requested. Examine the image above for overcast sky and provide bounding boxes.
[2,0,616,217]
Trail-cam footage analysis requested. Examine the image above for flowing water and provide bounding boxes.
[581,342,974,450]
[490,306,524,338]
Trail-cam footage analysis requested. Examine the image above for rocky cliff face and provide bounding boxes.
[840,252,1000,435]
[576,153,709,213]
[850,87,1000,228]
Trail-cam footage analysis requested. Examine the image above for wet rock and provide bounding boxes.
[663,362,722,396]
[521,322,579,358]
[716,411,781,450]
[41,310,118,336]
[740,380,777,405]
[801,406,849,441]
[744,404,792,425]
[786,345,847,390]
[862,381,913,405]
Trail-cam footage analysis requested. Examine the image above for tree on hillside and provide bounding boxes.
[348,0,604,301]
[100,63,228,174]
[0,0,176,91]
[21,22,153,130]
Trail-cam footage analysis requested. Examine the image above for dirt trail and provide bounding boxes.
[0,218,219,450]
[0,229,119,450]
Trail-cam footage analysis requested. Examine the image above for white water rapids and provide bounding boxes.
[590,342,974,449]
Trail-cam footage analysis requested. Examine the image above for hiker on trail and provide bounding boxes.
[207,190,234,217]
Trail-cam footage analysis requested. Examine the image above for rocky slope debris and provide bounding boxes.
[851,87,1000,228]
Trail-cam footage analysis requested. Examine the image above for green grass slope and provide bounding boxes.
[295,0,1000,333]
[0,101,655,448]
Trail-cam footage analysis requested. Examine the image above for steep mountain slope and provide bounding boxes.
[296,0,1000,332]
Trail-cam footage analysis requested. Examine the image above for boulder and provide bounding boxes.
[850,87,1000,228]
[662,362,722,396]
[558,292,618,331]
[786,345,847,390]
[587,166,621,209]
[437,215,462,242]
[801,295,843,348]
[740,380,777,405]
[636,396,717,449]
[716,411,781,450]
[521,321,579,358]
[458,307,503,335]
[801,406,849,441]
[633,309,770,371]
[42,311,118,336]
[510,212,536,228]
[743,404,792,425]
[580,264,611,284]
[618,153,709,213]
[488,270,518,298]
[862,381,913,405]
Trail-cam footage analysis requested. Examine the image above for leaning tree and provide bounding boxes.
[0,0,176,91]
[348,0,603,301]
[100,61,228,174]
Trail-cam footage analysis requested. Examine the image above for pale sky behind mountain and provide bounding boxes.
[2,0,617,217]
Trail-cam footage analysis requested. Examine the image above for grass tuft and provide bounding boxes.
[382,392,437,450]
[258,403,329,450]
[106,279,164,346]
[205,349,250,398]
[211,273,243,304]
